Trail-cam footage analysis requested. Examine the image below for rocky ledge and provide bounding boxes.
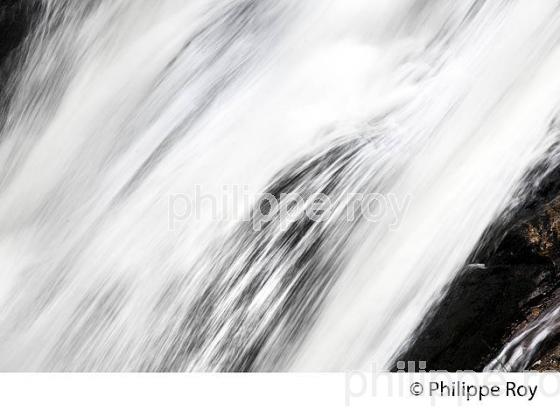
[396,156,560,371]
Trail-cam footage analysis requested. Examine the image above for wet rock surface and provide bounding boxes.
[396,163,560,371]
[0,0,41,113]
[532,339,560,371]
[0,1,35,62]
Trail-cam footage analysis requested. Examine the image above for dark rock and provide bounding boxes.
[0,1,34,63]
[0,0,42,121]
[394,194,560,371]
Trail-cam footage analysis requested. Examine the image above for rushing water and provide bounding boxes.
[486,306,560,372]
[1,0,560,371]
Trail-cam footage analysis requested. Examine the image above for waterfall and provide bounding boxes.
[1,0,560,371]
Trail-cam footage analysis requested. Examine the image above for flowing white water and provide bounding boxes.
[1,0,560,371]
[486,306,560,371]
